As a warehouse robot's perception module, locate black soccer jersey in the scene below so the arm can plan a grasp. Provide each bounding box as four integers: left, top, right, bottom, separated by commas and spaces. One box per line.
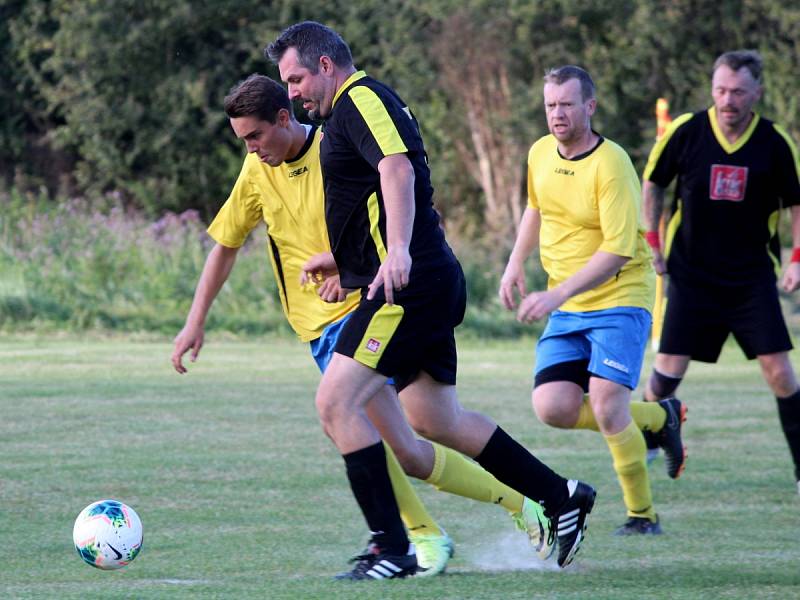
644, 107, 800, 286
320, 71, 453, 288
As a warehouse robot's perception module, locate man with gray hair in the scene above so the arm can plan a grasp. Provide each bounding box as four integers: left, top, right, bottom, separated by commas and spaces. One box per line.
500, 65, 681, 535
641, 50, 800, 494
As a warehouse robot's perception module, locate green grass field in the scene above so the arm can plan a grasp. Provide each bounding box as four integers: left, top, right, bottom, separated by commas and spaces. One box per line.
1, 335, 799, 599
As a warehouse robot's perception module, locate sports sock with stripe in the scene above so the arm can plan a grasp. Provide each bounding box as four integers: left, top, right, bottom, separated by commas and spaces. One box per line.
425, 443, 525, 513
574, 396, 667, 433
383, 442, 443, 537
474, 426, 568, 517
605, 420, 656, 521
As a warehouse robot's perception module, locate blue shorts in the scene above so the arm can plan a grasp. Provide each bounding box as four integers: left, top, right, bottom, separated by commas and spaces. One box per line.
310, 313, 395, 385
534, 307, 651, 390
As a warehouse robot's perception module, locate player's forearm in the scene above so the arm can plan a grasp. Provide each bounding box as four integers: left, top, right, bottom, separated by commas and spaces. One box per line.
378, 154, 415, 251
185, 243, 239, 327
553, 251, 630, 302
642, 180, 666, 232
507, 207, 541, 267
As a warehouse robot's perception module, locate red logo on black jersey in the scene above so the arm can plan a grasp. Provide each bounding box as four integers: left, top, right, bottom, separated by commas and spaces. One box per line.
365, 338, 381, 353
709, 165, 748, 201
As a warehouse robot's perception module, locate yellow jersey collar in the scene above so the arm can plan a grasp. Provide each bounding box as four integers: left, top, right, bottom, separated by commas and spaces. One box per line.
332, 70, 367, 108
708, 106, 760, 154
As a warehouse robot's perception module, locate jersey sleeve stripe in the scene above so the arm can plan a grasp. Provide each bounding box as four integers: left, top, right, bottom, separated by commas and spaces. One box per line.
348, 86, 408, 156
772, 123, 800, 187
643, 112, 695, 181
367, 191, 388, 262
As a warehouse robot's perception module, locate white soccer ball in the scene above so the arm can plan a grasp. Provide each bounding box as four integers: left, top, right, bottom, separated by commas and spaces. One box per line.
72, 499, 143, 570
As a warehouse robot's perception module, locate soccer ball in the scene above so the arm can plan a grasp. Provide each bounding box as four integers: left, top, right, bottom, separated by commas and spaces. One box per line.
72, 499, 143, 570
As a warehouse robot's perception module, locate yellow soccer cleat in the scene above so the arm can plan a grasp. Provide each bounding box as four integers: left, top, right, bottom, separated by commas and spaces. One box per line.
511, 497, 555, 560
409, 531, 454, 576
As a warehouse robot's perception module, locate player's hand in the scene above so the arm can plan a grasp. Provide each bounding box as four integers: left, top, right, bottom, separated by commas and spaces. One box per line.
499, 261, 526, 310
171, 322, 204, 374
367, 247, 411, 305
651, 248, 667, 275
782, 262, 800, 292
516, 289, 566, 323
301, 252, 339, 285
317, 275, 351, 303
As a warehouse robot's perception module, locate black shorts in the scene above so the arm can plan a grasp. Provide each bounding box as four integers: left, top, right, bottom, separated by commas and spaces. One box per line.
659, 277, 793, 362
334, 260, 467, 391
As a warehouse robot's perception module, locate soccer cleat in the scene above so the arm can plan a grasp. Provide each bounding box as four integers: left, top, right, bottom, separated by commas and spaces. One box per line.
643, 429, 660, 464
551, 480, 596, 568
335, 542, 418, 581
614, 515, 663, 536
511, 497, 555, 560
409, 530, 454, 576
654, 397, 687, 479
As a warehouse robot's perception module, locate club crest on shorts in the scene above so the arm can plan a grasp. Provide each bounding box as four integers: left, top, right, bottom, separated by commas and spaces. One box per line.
365, 338, 381, 353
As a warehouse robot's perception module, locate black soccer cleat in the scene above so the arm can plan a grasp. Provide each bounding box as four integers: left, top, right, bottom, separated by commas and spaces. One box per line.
335, 542, 417, 581
552, 480, 596, 568
614, 515, 663, 536
654, 397, 687, 479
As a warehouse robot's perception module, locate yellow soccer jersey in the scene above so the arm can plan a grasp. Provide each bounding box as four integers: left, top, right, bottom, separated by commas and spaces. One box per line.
208, 127, 359, 341
527, 134, 654, 312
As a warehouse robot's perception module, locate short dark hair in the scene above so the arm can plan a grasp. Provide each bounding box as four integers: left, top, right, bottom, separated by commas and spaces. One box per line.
223, 74, 292, 123
265, 21, 353, 73
543, 65, 596, 101
713, 50, 763, 84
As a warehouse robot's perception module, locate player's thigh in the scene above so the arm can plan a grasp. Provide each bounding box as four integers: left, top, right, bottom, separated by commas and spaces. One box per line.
587, 375, 633, 430
316, 352, 388, 418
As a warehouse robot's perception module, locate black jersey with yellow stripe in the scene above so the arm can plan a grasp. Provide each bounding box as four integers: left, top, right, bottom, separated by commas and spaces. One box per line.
643, 107, 800, 286
320, 71, 453, 288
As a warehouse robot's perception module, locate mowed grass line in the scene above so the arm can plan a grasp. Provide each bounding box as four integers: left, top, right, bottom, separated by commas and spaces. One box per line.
1, 336, 798, 599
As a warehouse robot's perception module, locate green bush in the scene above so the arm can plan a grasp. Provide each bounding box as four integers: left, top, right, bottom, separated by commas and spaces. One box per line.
0, 190, 550, 337
0, 190, 289, 335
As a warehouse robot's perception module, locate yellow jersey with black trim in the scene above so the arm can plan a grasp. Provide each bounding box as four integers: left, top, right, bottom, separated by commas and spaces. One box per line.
320, 71, 455, 288
528, 134, 654, 312
207, 126, 359, 342
644, 108, 800, 286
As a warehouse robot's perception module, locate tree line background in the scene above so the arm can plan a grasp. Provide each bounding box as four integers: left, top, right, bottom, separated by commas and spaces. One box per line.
1, 0, 799, 334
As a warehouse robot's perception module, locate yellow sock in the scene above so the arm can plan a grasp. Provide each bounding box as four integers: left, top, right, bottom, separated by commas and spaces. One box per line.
384, 442, 442, 537
574, 396, 667, 433
425, 443, 525, 513
604, 421, 657, 520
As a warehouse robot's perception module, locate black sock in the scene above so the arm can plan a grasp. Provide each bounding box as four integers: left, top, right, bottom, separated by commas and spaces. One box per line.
776, 390, 800, 481
343, 441, 409, 555
475, 426, 568, 517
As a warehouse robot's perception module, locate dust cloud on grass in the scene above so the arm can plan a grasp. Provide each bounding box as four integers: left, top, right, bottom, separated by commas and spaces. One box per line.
459, 531, 561, 573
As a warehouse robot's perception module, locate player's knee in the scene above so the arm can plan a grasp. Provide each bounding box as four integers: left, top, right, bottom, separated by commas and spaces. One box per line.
315, 388, 342, 430
762, 362, 798, 397
532, 396, 574, 428
649, 368, 682, 399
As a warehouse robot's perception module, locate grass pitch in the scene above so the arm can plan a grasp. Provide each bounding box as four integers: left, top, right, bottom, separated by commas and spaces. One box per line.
1, 335, 798, 599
